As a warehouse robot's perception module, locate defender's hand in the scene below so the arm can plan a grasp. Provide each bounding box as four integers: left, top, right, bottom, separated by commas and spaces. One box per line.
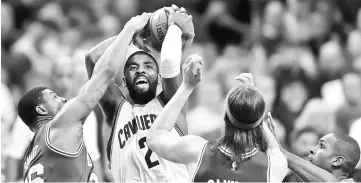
125, 12, 152, 33
182, 54, 203, 89
164, 4, 187, 14
235, 73, 255, 86
264, 112, 276, 138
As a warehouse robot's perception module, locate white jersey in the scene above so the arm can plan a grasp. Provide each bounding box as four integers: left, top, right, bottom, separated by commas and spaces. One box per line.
107, 95, 188, 182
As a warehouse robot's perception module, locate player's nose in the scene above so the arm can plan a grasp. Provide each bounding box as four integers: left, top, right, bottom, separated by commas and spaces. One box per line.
136, 67, 146, 74
61, 97, 67, 103
309, 148, 315, 155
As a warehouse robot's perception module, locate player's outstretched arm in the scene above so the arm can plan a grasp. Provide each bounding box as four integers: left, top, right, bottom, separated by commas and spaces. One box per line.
160, 8, 193, 102
281, 148, 339, 182
147, 55, 205, 166
263, 111, 337, 182
47, 13, 152, 154
85, 36, 123, 124
56, 13, 152, 125
85, 13, 152, 123
158, 10, 194, 136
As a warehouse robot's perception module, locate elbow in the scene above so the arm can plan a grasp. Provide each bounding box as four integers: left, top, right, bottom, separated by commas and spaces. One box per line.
85, 53, 94, 78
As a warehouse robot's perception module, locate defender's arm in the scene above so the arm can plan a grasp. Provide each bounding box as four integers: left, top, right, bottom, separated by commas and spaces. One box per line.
147, 84, 206, 165
47, 14, 151, 154
148, 56, 203, 165
281, 148, 339, 182
85, 36, 125, 124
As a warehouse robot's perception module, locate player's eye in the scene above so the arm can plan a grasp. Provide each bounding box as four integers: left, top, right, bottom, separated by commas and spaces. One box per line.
320, 143, 325, 149
145, 65, 152, 69
129, 66, 137, 71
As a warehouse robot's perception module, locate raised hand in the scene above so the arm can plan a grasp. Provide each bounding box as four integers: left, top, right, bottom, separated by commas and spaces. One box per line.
265, 112, 276, 138
235, 73, 255, 86
182, 54, 203, 88
125, 12, 152, 33
164, 4, 194, 51
167, 10, 192, 30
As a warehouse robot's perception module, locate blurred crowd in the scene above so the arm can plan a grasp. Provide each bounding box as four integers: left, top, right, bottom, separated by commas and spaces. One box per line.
1, 0, 361, 182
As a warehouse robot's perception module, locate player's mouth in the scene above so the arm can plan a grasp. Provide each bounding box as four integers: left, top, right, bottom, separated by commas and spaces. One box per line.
134, 76, 149, 88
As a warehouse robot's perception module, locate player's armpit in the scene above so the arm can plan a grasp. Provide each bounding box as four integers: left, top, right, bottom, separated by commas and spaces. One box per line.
98, 83, 125, 125
147, 130, 206, 165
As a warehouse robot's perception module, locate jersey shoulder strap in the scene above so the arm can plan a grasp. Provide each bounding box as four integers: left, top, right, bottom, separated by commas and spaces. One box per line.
107, 98, 127, 166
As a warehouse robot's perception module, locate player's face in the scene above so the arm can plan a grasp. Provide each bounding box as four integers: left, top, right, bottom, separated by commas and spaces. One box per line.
124, 54, 158, 96
308, 134, 338, 172
41, 89, 67, 116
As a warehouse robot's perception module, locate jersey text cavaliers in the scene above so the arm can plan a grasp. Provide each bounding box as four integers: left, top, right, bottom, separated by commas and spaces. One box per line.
118, 114, 157, 149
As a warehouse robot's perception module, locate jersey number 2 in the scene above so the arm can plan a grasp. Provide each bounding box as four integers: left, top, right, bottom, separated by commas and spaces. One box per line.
138, 137, 160, 169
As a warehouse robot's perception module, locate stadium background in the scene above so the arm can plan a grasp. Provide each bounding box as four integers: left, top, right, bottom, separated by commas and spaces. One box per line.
1, 0, 361, 182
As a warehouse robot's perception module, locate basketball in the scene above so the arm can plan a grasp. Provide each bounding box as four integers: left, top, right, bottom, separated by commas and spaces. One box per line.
144, 8, 193, 52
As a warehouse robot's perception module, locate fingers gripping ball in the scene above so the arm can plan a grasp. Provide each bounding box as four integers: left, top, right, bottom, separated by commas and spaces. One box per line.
144, 8, 194, 52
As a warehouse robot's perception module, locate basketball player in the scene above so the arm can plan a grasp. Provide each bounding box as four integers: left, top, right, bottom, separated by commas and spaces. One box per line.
85, 6, 194, 182
147, 73, 288, 182
18, 13, 152, 182
279, 130, 360, 182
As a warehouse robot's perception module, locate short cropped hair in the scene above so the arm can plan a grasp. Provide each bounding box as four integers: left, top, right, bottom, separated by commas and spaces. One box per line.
18, 87, 47, 128
123, 51, 159, 75
333, 134, 361, 173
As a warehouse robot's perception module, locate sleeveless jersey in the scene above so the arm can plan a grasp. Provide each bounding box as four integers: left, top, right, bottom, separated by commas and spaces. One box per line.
193, 142, 287, 183
107, 95, 188, 182
23, 122, 97, 182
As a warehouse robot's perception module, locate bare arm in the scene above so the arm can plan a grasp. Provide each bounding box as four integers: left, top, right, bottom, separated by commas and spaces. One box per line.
281, 148, 339, 182
48, 13, 152, 154
147, 55, 204, 165
85, 36, 124, 124
53, 23, 137, 125
159, 11, 194, 135
160, 25, 183, 103
147, 84, 206, 165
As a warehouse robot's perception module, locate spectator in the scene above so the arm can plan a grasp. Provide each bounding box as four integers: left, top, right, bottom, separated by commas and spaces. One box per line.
294, 98, 336, 135
203, 0, 251, 54
335, 72, 361, 134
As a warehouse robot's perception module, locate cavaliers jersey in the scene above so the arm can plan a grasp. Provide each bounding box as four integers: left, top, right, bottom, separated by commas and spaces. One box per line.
193, 142, 288, 182
107, 94, 188, 182
23, 122, 97, 182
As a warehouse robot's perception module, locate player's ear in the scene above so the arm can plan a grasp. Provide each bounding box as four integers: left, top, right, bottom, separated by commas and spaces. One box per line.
122, 76, 127, 87
331, 156, 345, 167
36, 105, 48, 115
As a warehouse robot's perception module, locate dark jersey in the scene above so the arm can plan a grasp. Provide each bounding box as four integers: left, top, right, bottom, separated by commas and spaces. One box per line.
193, 142, 287, 182
23, 122, 97, 182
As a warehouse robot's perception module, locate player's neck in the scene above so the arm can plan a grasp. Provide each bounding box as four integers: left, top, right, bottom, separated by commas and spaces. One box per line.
129, 94, 155, 105
33, 115, 53, 132
331, 169, 349, 181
